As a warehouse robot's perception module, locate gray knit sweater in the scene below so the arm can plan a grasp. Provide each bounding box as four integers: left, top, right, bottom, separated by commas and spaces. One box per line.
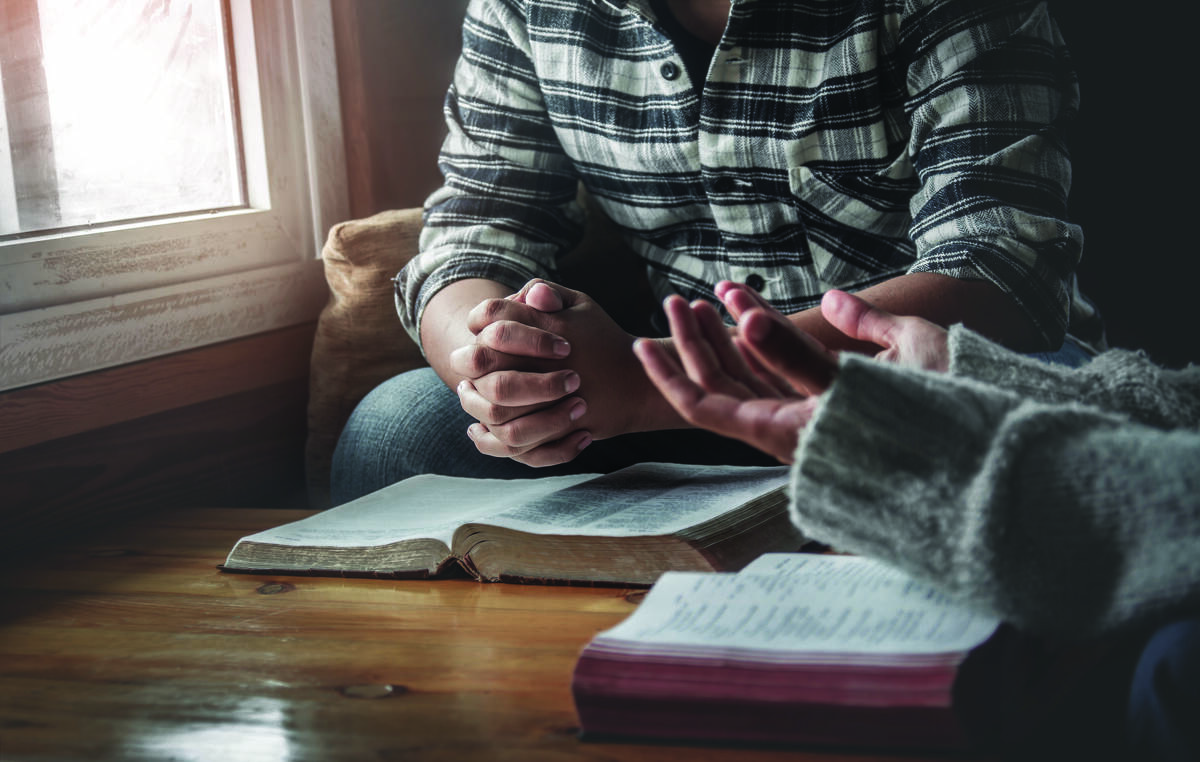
789, 326, 1200, 637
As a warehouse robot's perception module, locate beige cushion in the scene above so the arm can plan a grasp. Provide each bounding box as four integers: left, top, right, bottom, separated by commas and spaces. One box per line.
306, 208, 427, 508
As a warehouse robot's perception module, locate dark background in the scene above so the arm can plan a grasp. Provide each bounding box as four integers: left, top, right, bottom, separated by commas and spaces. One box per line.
1051, 4, 1197, 368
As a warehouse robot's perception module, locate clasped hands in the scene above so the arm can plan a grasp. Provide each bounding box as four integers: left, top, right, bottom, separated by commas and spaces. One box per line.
450, 279, 653, 466
452, 277, 949, 467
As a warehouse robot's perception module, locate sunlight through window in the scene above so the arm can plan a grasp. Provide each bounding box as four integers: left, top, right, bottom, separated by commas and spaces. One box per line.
0, 0, 243, 236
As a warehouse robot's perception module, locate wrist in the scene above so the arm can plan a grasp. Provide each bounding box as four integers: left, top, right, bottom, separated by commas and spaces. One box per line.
419, 278, 513, 389
625, 337, 691, 433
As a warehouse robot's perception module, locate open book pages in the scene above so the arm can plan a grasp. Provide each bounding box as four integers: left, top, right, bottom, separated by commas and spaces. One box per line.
222, 463, 802, 584
572, 554, 1003, 749
590, 553, 1000, 666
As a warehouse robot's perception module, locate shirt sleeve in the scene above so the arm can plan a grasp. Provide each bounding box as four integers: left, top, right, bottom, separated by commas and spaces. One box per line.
394, 0, 584, 349
898, 0, 1083, 348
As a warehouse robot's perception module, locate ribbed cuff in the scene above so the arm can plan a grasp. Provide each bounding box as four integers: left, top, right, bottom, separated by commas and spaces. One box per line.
947, 325, 1089, 406
788, 354, 1021, 582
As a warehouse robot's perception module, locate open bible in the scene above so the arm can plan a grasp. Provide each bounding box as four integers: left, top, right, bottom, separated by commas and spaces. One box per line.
221, 463, 805, 585
572, 553, 1004, 750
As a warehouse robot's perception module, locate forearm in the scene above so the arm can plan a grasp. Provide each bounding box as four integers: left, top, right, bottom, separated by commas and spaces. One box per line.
950, 326, 1200, 428
787, 272, 1045, 354
790, 354, 1200, 636
419, 278, 514, 390
621, 337, 691, 433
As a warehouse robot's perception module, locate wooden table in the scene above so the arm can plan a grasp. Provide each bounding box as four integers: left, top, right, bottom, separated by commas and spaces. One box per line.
0, 508, 969, 761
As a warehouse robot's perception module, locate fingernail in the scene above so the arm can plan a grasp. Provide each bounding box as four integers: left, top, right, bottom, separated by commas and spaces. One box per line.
553, 339, 570, 357
569, 399, 587, 421
564, 372, 581, 394
457, 380, 470, 395
576, 433, 592, 451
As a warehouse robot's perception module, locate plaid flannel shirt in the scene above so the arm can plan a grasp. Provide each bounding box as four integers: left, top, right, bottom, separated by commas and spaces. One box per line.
397, 0, 1095, 350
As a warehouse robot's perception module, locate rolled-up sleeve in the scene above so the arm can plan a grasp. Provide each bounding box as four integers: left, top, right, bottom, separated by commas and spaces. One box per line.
395, 0, 583, 349
900, 0, 1083, 348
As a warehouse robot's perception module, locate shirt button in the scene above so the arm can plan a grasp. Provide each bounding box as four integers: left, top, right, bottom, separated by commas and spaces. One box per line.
745, 273, 766, 292
660, 60, 681, 80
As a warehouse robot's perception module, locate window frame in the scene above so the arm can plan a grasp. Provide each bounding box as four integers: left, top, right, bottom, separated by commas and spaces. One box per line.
0, 0, 347, 392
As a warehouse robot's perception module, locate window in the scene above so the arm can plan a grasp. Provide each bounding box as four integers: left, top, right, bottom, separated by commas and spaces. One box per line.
1, 0, 244, 235
0, 0, 347, 391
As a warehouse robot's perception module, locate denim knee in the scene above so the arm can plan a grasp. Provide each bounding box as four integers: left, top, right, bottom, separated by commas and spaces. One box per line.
330, 367, 470, 504
329, 366, 579, 503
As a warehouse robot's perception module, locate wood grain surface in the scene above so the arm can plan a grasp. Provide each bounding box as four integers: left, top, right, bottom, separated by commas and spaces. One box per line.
0, 508, 974, 761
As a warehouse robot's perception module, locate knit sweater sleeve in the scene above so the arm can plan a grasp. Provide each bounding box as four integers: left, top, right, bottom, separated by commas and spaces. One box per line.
947, 325, 1200, 429
788, 354, 1200, 637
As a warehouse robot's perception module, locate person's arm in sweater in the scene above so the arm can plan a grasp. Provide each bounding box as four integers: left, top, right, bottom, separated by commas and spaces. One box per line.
947, 327, 1200, 430
791, 353, 1200, 637
635, 285, 1200, 637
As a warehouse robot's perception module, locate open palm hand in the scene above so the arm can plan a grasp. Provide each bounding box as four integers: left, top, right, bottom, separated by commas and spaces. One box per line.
634, 284, 951, 463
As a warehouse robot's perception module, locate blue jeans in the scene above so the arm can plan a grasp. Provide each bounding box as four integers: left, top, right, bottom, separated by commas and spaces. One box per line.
975, 619, 1200, 760
330, 366, 775, 505
1025, 336, 1095, 368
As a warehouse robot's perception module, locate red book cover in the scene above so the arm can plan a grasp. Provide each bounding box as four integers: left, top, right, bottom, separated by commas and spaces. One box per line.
572, 553, 1003, 751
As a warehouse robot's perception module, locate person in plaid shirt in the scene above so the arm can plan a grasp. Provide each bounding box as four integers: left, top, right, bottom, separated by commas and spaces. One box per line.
332, 0, 1101, 500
